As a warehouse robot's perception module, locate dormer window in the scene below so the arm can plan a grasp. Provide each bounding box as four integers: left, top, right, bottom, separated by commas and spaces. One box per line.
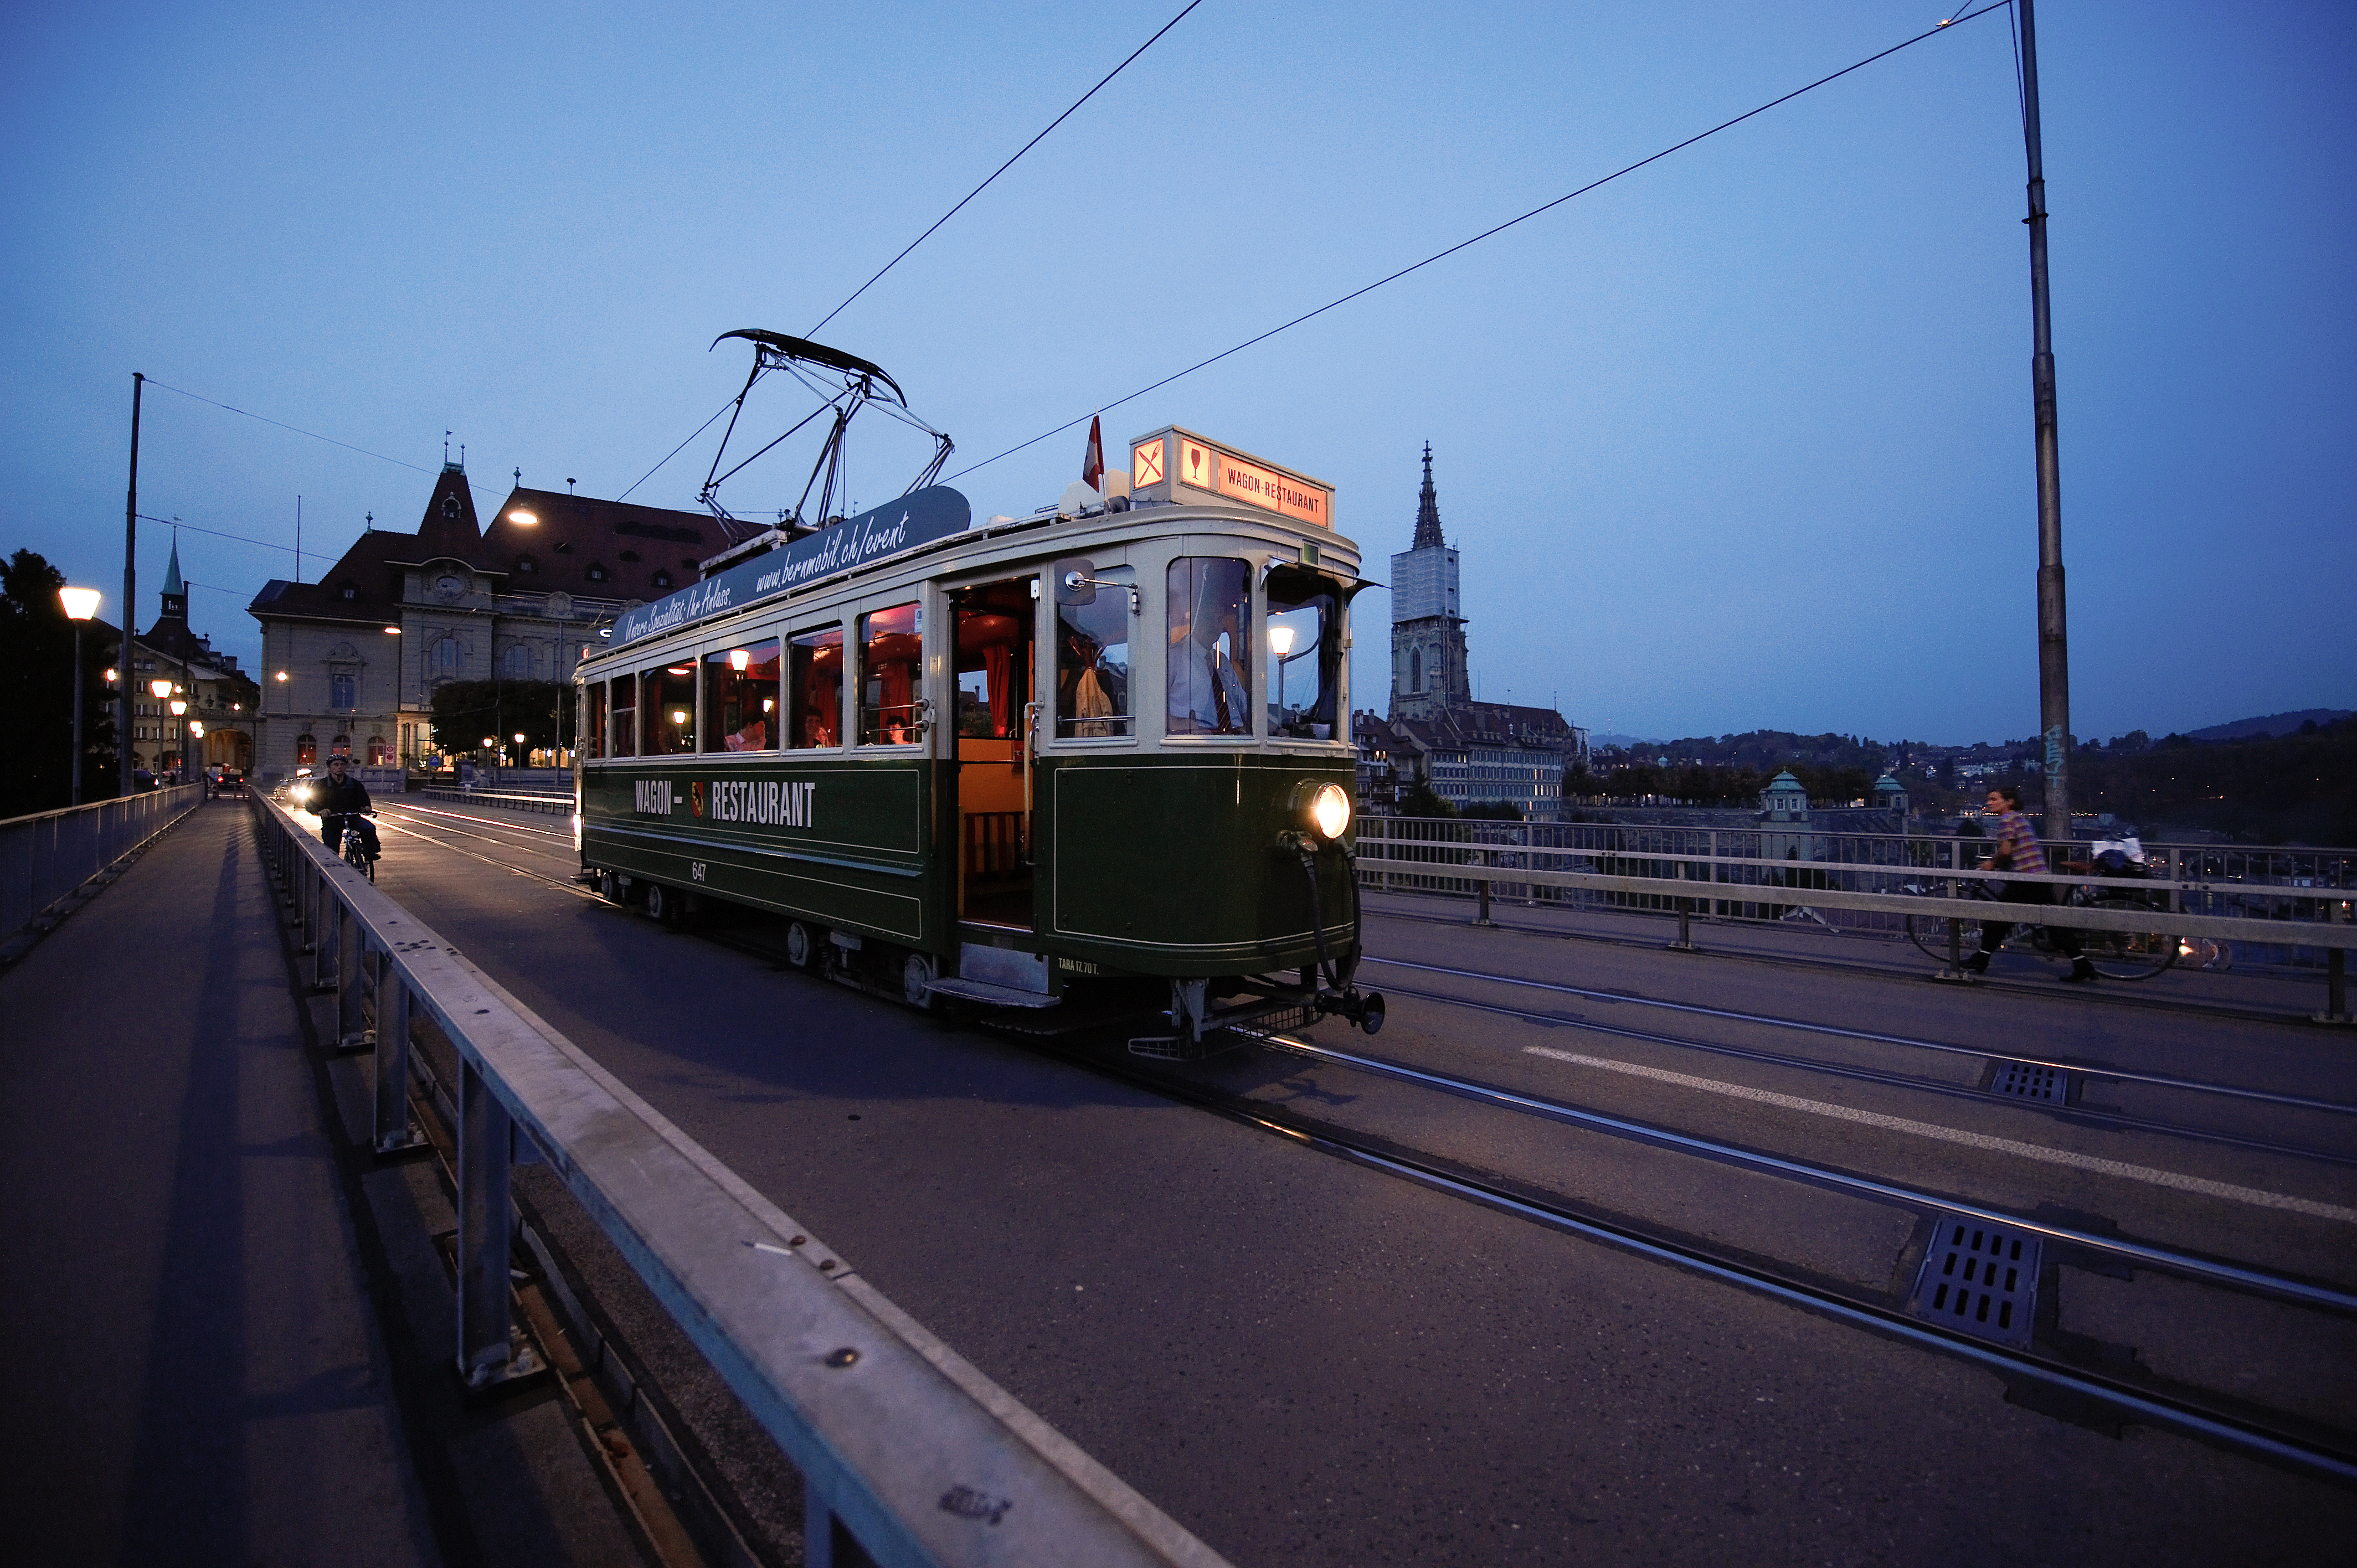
651, 570, 673, 589
585, 564, 608, 582
441, 496, 460, 518
339, 583, 357, 601
516, 555, 537, 574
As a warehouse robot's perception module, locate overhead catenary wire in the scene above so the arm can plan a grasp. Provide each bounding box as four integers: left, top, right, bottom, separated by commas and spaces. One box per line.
142, 378, 436, 474
805, 0, 1207, 339
948, 1, 2011, 483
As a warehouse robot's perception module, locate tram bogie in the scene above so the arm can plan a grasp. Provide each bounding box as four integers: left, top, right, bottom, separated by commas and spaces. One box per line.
572, 430, 1379, 1045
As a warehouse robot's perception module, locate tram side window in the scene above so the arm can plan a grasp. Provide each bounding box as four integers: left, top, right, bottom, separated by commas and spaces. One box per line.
644, 662, 697, 754
789, 625, 842, 748
1057, 567, 1131, 737
1264, 569, 1340, 740
609, 674, 638, 759
1166, 558, 1252, 737
859, 603, 922, 745
702, 639, 781, 752
585, 682, 608, 760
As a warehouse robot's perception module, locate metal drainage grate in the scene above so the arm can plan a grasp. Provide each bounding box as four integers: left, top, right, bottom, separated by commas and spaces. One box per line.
1905, 1215, 2041, 1348
1988, 1059, 2070, 1104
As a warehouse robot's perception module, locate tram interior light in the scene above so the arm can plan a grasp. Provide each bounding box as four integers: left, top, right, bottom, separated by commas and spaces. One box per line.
728, 648, 750, 672
670, 710, 688, 725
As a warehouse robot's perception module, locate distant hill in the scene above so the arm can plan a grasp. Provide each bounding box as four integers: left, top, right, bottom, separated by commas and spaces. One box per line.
2183, 709, 2351, 742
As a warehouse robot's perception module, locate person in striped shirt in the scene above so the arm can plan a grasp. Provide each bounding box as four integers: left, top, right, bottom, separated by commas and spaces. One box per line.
1966, 783, 2094, 982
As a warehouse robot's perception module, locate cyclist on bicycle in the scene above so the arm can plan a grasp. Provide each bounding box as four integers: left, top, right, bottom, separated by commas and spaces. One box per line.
313, 754, 380, 862
1965, 783, 2093, 983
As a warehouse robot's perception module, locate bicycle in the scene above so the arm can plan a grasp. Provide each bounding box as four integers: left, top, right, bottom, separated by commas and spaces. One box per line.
325, 811, 377, 883
1903, 838, 2178, 981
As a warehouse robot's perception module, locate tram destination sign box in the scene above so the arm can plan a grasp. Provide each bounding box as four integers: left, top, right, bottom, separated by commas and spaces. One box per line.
1129, 426, 1334, 528
610, 486, 971, 648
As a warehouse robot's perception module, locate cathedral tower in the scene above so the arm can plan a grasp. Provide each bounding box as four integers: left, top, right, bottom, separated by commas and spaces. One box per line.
1388, 444, 1470, 721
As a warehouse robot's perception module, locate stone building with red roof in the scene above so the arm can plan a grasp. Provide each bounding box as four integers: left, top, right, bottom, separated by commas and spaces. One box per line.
246, 458, 752, 781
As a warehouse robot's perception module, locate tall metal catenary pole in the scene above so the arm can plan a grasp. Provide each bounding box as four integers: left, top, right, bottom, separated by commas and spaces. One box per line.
120, 373, 143, 800
2020, 0, 2071, 839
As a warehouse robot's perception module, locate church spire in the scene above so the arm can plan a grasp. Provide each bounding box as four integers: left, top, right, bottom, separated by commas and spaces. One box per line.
161, 540, 184, 599
1412, 441, 1444, 549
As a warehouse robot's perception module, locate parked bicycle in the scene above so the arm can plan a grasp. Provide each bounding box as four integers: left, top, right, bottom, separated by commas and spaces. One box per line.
1904, 837, 2178, 980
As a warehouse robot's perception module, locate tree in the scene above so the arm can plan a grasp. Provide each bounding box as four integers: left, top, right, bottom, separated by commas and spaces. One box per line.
1398, 780, 1457, 819
429, 678, 565, 757
1, 548, 119, 817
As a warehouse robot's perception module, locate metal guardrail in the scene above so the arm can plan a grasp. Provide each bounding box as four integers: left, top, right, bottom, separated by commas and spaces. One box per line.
1, 785, 205, 941
249, 793, 1224, 1568
1354, 819, 2356, 1022
416, 787, 574, 815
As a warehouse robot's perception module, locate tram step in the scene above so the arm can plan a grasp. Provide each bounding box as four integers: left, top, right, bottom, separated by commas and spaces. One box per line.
926, 977, 1063, 1009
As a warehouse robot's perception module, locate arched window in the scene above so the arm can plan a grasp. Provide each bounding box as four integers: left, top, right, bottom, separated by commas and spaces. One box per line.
296, 733, 317, 765
366, 735, 389, 765
432, 637, 462, 678
501, 644, 534, 678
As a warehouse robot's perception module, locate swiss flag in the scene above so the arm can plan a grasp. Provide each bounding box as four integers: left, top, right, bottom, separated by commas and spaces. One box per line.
1081, 414, 1104, 491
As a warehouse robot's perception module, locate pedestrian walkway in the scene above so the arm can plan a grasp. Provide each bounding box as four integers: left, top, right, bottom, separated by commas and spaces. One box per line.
0, 800, 642, 1565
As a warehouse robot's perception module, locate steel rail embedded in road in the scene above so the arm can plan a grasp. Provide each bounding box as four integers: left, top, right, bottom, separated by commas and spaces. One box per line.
1207, 1081, 2357, 1488
1363, 957, 2357, 1116
1250, 1029, 2357, 1314
1366, 978, 2357, 1170
249, 791, 1231, 1568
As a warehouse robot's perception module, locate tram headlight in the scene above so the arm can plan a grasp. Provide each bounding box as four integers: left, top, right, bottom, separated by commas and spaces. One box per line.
1297, 781, 1351, 843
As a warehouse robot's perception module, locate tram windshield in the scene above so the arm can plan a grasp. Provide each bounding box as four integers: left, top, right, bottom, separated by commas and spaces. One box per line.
859, 603, 922, 745
703, 639, 780, 752
789, 625, 842, 749
609, 673, 637, 759
1056, 567, 1131, 738
1264, 568, 1340, 740
646, 664, 696, 754
1166, 558, 1251, 737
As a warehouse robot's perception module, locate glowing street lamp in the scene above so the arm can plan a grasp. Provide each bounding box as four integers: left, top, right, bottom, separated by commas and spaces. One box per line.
59, 587, 100, 804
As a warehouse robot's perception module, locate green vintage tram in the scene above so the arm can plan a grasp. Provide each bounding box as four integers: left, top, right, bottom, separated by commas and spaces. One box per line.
572, 423, 1381, 1048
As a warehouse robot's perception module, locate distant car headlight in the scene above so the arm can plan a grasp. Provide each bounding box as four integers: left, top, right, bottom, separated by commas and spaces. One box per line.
1309, 782, 1351, 842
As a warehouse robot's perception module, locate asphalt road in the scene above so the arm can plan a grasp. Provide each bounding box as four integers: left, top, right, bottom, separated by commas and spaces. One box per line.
362, 800, 2357, 1565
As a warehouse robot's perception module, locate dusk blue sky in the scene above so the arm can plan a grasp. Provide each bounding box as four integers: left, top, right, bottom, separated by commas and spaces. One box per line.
5, 2, 2349, 745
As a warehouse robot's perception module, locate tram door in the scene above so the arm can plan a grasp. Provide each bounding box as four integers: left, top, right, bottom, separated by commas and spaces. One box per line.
950, 579, 1036, 928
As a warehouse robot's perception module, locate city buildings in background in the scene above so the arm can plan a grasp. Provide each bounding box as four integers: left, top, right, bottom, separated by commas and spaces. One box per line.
128, 543, 262, 777
1354, 446, 1588, 819
245, 458, 754, 782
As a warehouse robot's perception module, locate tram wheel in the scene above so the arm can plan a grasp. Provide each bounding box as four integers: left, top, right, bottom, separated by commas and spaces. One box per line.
644, 882, 677, 926
785, 921, 815, 969
902, 953, 936, 1009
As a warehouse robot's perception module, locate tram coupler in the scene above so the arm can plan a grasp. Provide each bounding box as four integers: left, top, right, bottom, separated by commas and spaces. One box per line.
1313, 985, 1386, 1036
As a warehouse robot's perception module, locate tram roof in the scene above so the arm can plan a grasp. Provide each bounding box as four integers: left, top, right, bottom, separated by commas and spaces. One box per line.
575, 488, 1362, 672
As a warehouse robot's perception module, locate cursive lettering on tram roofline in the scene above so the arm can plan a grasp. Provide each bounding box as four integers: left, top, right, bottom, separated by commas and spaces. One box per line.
611, 487, 968, 649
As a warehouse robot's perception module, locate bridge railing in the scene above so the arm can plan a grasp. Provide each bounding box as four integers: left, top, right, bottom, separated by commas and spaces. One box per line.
0, 785, 205, 942
1353, 815, 2356, 1020
415, 786, 574, 815
249, 792, 1226, 1568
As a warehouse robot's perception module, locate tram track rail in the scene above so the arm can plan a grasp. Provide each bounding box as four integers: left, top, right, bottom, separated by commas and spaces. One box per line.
1097, 1048, 2357, 1487
1366, 978, 2357, 1171
1363, 956, 2357, 1118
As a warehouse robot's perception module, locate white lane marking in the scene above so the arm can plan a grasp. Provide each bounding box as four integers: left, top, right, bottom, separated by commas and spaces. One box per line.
1522, 1045, 2357, 1225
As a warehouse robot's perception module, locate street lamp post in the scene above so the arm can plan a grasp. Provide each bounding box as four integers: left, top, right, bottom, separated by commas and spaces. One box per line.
148, 678, 173, 785
170, 694, 188, 786
59, 587, 101, 805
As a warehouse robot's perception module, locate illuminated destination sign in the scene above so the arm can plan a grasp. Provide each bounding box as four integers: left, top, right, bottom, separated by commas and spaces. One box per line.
1129, 426, 1333, 528
609, 486, 969, 648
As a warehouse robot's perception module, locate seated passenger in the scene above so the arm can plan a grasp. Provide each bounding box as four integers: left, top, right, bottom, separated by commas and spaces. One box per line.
724, 717, 767, 751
